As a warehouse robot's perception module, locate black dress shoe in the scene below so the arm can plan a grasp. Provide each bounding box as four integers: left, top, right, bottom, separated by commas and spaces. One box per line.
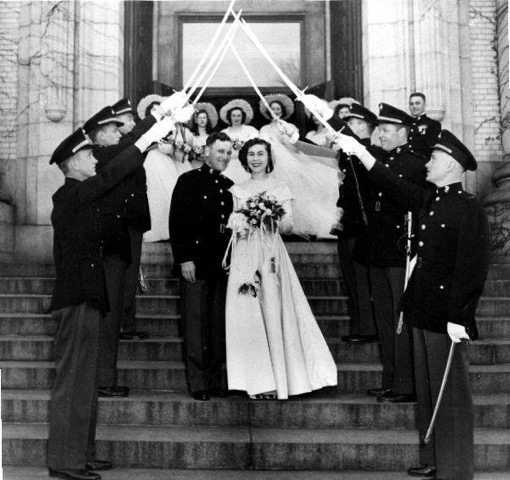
48, 467, 101, 480
209, 388, 227, 398
192, 390, 210, 401
378, 392, 417, 403
120, 330, 149, 340
367, 387, 392, 397
407, 464, 436, 477
85, 460, 112, 471
341, 334, 379, 344
98, 386, 129, 398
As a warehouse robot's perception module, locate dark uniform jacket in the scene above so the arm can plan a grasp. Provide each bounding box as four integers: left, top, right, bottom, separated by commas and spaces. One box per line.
337, 137, 376, 238
368, 162, 490, 338
353, 144, 428, 267
50, 145, 145, 314
92, 115, 157, 260
169, 164, 234, 279
408, 114, 441, 158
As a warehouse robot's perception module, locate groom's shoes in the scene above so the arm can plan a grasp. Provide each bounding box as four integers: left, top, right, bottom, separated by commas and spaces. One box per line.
192, 390, 210, 401
407, 464, 436, 477
209, 388, 227, 398
85, 460, 112, 471
48, 468, 101, 480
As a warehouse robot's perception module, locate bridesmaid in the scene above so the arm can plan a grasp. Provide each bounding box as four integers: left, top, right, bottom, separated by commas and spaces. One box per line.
189, 102, 218, 169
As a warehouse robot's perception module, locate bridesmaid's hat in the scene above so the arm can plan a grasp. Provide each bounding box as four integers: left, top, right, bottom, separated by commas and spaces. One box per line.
137, 94, 164, 120
194, 102, 219, 128
220, 99, 254, 125
260, 94, 295, 120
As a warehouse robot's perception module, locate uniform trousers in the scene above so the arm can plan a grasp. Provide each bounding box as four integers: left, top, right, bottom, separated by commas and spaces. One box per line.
98, 254, 126, 386
369, 266, 414, 394
337, 236, 376, 336
122, 226, 143, 333
47, 302, 101, 470
413, 328, 474, 480
180, 276, 227, 393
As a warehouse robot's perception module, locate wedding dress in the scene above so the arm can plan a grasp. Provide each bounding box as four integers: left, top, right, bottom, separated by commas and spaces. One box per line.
260, 120, 342, 238
225, 177, 338, 399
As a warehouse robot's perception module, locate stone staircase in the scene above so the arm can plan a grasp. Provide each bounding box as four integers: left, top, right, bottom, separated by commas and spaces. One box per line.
1, 241, 510, 479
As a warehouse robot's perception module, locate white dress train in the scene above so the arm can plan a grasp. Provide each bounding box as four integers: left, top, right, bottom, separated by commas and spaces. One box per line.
225, 178, 338, 399
143, 148, 192, 242
260, 121, 341, 239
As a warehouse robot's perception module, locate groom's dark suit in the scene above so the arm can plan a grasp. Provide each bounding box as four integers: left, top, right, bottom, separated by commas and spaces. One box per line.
170, 163, 234, 394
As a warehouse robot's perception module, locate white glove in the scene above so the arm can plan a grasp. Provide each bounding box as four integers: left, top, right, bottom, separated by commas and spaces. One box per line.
277, 120, 299, 144
447, 322, 470, 343
300, 94, 333, 121
137, 116, 176, 150
333, 133, 367, 157
160, 91, 188, 115
173, 105, 195, 124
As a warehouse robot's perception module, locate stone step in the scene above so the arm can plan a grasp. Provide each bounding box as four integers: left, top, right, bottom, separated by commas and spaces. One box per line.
1, 293, 510, 317
3, 390, 510, 430
1, 312, 510, 342
0, 259, 341, 278
2, 334, 510, 365
4, 468, 510, 480
1, 360, 509, 394
0, 294, 349, 316
3, 423, 509, 470
1, 260, 508, 280
0, 277, 343, 297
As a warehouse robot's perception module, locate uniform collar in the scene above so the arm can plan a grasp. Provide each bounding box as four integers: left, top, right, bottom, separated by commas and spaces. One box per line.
389, 143, 409, 156
436, 182, 463, 197
199, 164, 223, 177
413, 114, 426, 122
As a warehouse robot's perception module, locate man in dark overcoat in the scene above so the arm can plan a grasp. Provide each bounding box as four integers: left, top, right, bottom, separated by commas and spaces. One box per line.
335, 129, 490, 480
169, 132, 234, 401
353, 103, 429, 403
47, 117, 174, 480
336, 103, 378, 344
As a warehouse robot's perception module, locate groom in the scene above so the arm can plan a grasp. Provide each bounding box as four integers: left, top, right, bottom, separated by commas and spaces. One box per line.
169, 132, 234, 401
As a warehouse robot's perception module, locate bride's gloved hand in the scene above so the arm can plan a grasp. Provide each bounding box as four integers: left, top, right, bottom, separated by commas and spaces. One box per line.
278, 218, 293, 235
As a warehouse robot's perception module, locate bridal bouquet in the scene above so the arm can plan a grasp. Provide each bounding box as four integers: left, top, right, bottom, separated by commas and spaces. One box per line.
228, 191, 286, 237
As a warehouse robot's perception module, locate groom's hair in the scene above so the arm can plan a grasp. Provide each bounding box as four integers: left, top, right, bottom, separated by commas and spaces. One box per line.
206, 131, 232, 148
239, 138, 274, 173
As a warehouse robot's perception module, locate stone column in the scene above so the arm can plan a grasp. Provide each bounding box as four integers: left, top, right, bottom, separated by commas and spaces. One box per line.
482, 0, 510, 262
7, 0, 123, 261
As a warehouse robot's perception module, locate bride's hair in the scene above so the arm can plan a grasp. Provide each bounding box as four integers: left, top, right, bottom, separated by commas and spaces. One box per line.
239, 138, 274, 173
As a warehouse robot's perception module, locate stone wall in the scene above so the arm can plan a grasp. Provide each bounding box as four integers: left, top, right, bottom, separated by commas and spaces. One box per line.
0, 1, 20, 178
469, 0, 503, 196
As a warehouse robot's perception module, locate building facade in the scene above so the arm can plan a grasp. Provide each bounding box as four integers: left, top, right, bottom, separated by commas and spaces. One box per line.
0, 0, 508, 261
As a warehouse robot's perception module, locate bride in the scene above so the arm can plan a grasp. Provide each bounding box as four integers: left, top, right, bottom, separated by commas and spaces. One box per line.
259, 94, 341, 239
224, 138, 338, 400
220, 98, 259, 184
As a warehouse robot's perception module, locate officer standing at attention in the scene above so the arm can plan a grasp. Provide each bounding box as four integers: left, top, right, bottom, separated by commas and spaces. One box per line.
111, 97, 152, 342
335, 129, 489, 480
353, 103, 429, 404
170, 132, 234, 401
336, 103, 378, 345
47, 116, 175, 480
82, 107, 134, 398
408, 92, 441, 158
